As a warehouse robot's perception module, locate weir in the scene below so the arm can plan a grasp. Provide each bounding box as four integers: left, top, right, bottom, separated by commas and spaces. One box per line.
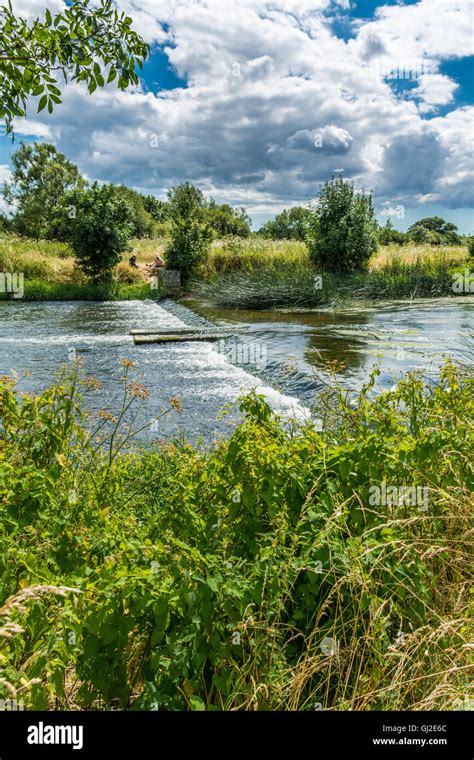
130, 299, 237, 344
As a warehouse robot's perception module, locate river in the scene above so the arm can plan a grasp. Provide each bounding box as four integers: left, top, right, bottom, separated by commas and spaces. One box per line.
0, 297, 472, 441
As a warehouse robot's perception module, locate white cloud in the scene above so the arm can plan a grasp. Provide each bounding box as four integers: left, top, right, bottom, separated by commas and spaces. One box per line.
8, 0, 474, 217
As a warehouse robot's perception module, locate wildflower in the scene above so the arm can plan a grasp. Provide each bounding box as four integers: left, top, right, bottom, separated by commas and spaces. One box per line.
121, 359, 135, 369
84, 377, 102, 391
168, 396, 183, 413
98, 410, 117, 424
126, 382, 149, 399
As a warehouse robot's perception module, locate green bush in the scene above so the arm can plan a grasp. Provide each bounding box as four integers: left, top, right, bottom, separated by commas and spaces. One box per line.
0, 361, 471, 710
69, 184, 134, 283
307, 177, 378, 273
165, 218, 213, 287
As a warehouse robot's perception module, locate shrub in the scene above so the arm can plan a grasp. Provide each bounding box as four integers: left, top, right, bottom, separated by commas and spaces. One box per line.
165, 217, 213, 287
307, 177, 378, 273
69, 184, 134, 283
467, 236, 474, 258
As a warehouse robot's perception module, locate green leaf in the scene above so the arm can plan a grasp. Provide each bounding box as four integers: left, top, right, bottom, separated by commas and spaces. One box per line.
37, 95, 48, 113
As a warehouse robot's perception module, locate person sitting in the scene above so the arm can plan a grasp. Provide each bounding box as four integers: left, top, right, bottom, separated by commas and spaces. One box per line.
129, 255, 138, 268
153, 253, 165, 269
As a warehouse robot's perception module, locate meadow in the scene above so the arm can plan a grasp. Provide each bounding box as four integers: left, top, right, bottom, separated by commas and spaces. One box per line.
0, 232, 469, 307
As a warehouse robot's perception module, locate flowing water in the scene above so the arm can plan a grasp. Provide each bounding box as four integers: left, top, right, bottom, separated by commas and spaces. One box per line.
0, 297, 472, 441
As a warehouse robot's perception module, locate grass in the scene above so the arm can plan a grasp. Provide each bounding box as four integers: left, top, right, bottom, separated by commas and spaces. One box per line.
194, 241, 470, 309
0, 232, 470, 307
0, 360, 472, 710
0, 234, 167, 300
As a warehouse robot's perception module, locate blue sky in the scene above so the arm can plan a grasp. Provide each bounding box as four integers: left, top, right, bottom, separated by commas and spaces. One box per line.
1, 0, 473, 231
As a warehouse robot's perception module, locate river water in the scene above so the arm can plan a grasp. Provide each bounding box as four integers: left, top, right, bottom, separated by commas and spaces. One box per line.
0, 297, 472, 442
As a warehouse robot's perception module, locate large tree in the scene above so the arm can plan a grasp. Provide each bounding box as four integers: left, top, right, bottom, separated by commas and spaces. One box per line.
407, 217, 460, 245
0, 0, 148, 136
3, 141, 85, 240
69, 183, 135, 282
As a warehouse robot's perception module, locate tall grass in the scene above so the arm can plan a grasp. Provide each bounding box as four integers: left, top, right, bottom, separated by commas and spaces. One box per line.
194, 252, 463, 309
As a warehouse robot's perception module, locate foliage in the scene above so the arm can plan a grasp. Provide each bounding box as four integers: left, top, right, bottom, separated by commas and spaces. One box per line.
307, 178, 379, 273
195, 255, 464, 309
258, 207, 311, 241
0, 361, 471, 710
0, 0, 148, 136
466, 236, 474, 258
202, 205, 251, 238
114, 186, 155, 239
142, 195, 171, 224
68, 183, 135, 283
407, 217, 461, 246
167, 183, 205, 220
378, 219, 408, 246
2, 143, 85, 240
165, 217, 213, 287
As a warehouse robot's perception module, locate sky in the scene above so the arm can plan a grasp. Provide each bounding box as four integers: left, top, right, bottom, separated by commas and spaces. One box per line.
1, 0, 473, 231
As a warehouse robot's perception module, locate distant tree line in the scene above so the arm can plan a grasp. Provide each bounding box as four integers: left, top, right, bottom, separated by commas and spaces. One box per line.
257, 204, 466, 248
1, 142, 253, 243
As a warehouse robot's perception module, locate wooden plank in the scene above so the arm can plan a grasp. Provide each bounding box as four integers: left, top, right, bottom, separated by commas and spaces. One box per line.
133, 332, 232, 344
130, 327, 234, 336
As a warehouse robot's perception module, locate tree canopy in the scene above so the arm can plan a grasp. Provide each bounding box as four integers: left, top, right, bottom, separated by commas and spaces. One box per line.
3, 141, 85, 240
307, 177, 378, 273
258, 207, 311, 241
407, 217, 460, 245
0, 0, 148, 136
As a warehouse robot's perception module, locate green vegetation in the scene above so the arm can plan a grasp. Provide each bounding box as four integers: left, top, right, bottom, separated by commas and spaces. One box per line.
3, 143, 85, 241
68, 183, 136, 283
0, 360, 471, 710
195, 242, 469, 309
0, 0, 148, 137
407, 217, 461, 246
258, 207, 311, 241
307, 177, 379, 274
165, 184, 214, 286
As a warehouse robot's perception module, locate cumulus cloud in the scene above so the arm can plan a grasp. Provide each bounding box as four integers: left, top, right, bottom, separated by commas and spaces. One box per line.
8, 0, 474, 216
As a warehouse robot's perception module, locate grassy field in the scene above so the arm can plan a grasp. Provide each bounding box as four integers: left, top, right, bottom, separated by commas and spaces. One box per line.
0, 360, 472, 710
0, 232, 470, 306
0, 234, 166, 301
194, 239, 470, 308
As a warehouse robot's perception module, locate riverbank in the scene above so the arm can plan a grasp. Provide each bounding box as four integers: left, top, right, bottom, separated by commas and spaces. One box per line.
0, 233, 469, 306
1, 360, 471, 710
192, 241, 470, 309
0, 234, 165, 301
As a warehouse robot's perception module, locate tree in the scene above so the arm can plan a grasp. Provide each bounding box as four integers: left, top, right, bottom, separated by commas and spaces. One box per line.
378, 218, 407, 245
115, 186, 155, 238
202, 203, 251, 238
69, 183, 134, 282
0, 0, 148, 136
259, 207, 311, 240
167, 183, 205, 220
307, 177, 378, 273
142, 195, 170, 223
165, 189, 213, 285
407, 217, 460, 245
3, 142, 85, 240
